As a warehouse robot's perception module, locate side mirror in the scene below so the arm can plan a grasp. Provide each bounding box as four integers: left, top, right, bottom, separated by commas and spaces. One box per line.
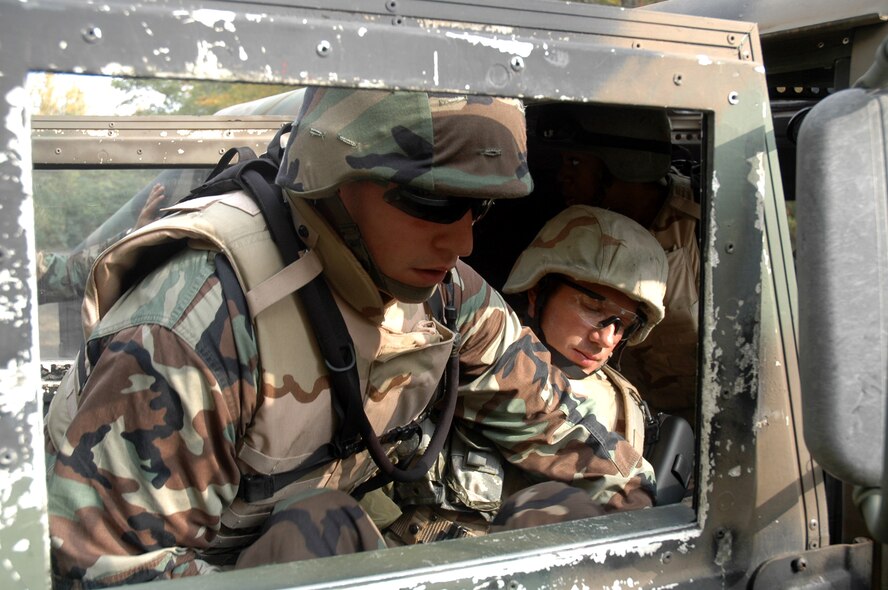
796, 35, 888, 540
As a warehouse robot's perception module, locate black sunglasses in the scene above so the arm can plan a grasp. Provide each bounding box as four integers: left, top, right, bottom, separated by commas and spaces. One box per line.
383, 185, 493, 225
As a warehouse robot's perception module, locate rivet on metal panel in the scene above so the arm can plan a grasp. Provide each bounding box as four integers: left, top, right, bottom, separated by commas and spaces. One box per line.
727, 34, 737, 44
82, 26, 103, 44
809, 518, 818, 530
817, 41, 825, 49
633, 41, 643, 49
842, 37, 850, 45
725, 242, 735, 254
660, 551, 673, 564
728, 91, 739, 105
673, 73, 683, 86
791, 557, 808, 573
715, 527, 727, 540
510, 56, 525, 72
0, 447, 19, 469
316, 40, 332, 57
386, 0, 398, 12
392, 16, 404, 25
55, 148, 61, 155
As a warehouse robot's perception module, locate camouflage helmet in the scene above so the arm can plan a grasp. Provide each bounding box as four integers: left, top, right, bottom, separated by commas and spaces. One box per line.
277, 86, 533, 199
503, 205, 667, 345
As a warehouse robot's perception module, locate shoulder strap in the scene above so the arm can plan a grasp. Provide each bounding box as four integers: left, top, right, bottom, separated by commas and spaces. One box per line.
191, 128, 459, 502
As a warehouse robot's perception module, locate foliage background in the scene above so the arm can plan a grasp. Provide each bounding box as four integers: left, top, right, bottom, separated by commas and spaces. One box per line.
30, 0, 663, 251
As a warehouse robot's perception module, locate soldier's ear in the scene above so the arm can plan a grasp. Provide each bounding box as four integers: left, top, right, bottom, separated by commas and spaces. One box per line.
526, 288, 538, 318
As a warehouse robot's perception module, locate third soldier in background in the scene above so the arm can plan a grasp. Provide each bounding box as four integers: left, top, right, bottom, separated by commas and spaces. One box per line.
537, 103, 701, 426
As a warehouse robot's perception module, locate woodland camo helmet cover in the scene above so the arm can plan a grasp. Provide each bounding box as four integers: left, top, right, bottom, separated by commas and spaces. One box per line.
276, 86, 533, 303
277, 86, 533, 200
503, 205, 667, 345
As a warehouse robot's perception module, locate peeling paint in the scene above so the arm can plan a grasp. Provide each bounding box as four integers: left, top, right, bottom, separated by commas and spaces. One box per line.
173, 8, 237, 33
191, 40, 236, 80
418, 19, 516, 35
99, 63, 137, 77
728, 465, 741, 477
697, 55, 713, 66
1, 78, 49, 586
444, 31, 533, 58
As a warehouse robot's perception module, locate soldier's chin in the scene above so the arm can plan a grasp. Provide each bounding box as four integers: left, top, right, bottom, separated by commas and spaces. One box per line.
380, 274, 438, 304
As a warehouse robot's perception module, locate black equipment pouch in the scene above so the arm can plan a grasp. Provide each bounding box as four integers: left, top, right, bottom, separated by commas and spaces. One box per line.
643, 413, 695, 506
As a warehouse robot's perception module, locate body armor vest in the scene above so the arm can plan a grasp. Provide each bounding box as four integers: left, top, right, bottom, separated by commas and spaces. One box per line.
52, 192, 454, 559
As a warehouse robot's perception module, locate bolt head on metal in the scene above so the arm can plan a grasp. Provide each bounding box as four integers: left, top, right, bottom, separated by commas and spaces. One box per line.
510, 56, 525, 72
82, 26, 103, 43
316, 40, 332, 57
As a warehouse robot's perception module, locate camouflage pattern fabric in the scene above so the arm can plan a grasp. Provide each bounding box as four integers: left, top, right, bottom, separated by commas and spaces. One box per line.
617, 172, 700, 425
46, 245, 653, 586
278, 87, 533, 200
234, 489, 385, 569
37, 238, 120, 304
490, 481, 612, 532
45, 87, 649, 587
502, 205, 668, 345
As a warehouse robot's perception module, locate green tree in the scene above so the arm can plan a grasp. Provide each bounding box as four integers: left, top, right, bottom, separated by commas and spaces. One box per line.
33, 169, 158, 251
111, 78, 295, 115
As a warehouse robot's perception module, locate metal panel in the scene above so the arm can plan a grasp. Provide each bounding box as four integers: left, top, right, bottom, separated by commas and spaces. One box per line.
0, 0, 813, 588
31, 115, 294, 167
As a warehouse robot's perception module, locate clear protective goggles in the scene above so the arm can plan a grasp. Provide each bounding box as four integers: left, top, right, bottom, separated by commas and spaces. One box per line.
556, 277, 643, 340
383, 185, 493, 225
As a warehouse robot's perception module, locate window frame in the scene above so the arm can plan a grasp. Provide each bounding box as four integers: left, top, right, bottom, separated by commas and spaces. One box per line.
0, 1, 815, 588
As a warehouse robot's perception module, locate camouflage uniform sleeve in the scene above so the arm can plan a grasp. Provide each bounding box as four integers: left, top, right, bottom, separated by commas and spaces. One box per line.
451, 261, 655, 511
37, 232, 126, 304
46, 250, 258, 587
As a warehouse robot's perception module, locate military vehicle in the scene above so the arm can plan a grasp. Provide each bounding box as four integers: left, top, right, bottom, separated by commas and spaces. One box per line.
2, 0, 887, 588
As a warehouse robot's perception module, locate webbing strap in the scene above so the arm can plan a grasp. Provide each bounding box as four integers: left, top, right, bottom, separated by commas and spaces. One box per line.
193, 129, 459, 502
245, 250, 323, 317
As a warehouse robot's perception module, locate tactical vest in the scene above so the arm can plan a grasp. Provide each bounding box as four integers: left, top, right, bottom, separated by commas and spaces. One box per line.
386, 362, 648, 545
584, 365, 649, 457
397, 363, 646, 519
50, 192, 454, 559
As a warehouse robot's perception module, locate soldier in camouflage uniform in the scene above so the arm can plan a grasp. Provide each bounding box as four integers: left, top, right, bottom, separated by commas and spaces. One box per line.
540, 104, 700, 425
386, 206, 668, 541
45, 87, 654, 588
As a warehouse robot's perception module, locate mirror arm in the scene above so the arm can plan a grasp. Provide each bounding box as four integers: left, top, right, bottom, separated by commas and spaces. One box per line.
853, 34, 888, 90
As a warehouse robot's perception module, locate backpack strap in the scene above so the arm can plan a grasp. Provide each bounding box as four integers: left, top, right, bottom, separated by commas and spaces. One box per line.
189, 128, 460, 502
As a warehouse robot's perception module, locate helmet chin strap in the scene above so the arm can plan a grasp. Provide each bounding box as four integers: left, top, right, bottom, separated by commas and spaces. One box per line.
316, 196, 437, 304
528, 285, 590, 380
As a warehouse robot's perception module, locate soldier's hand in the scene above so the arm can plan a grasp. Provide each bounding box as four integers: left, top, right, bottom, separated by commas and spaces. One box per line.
136, 183, 166, 229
